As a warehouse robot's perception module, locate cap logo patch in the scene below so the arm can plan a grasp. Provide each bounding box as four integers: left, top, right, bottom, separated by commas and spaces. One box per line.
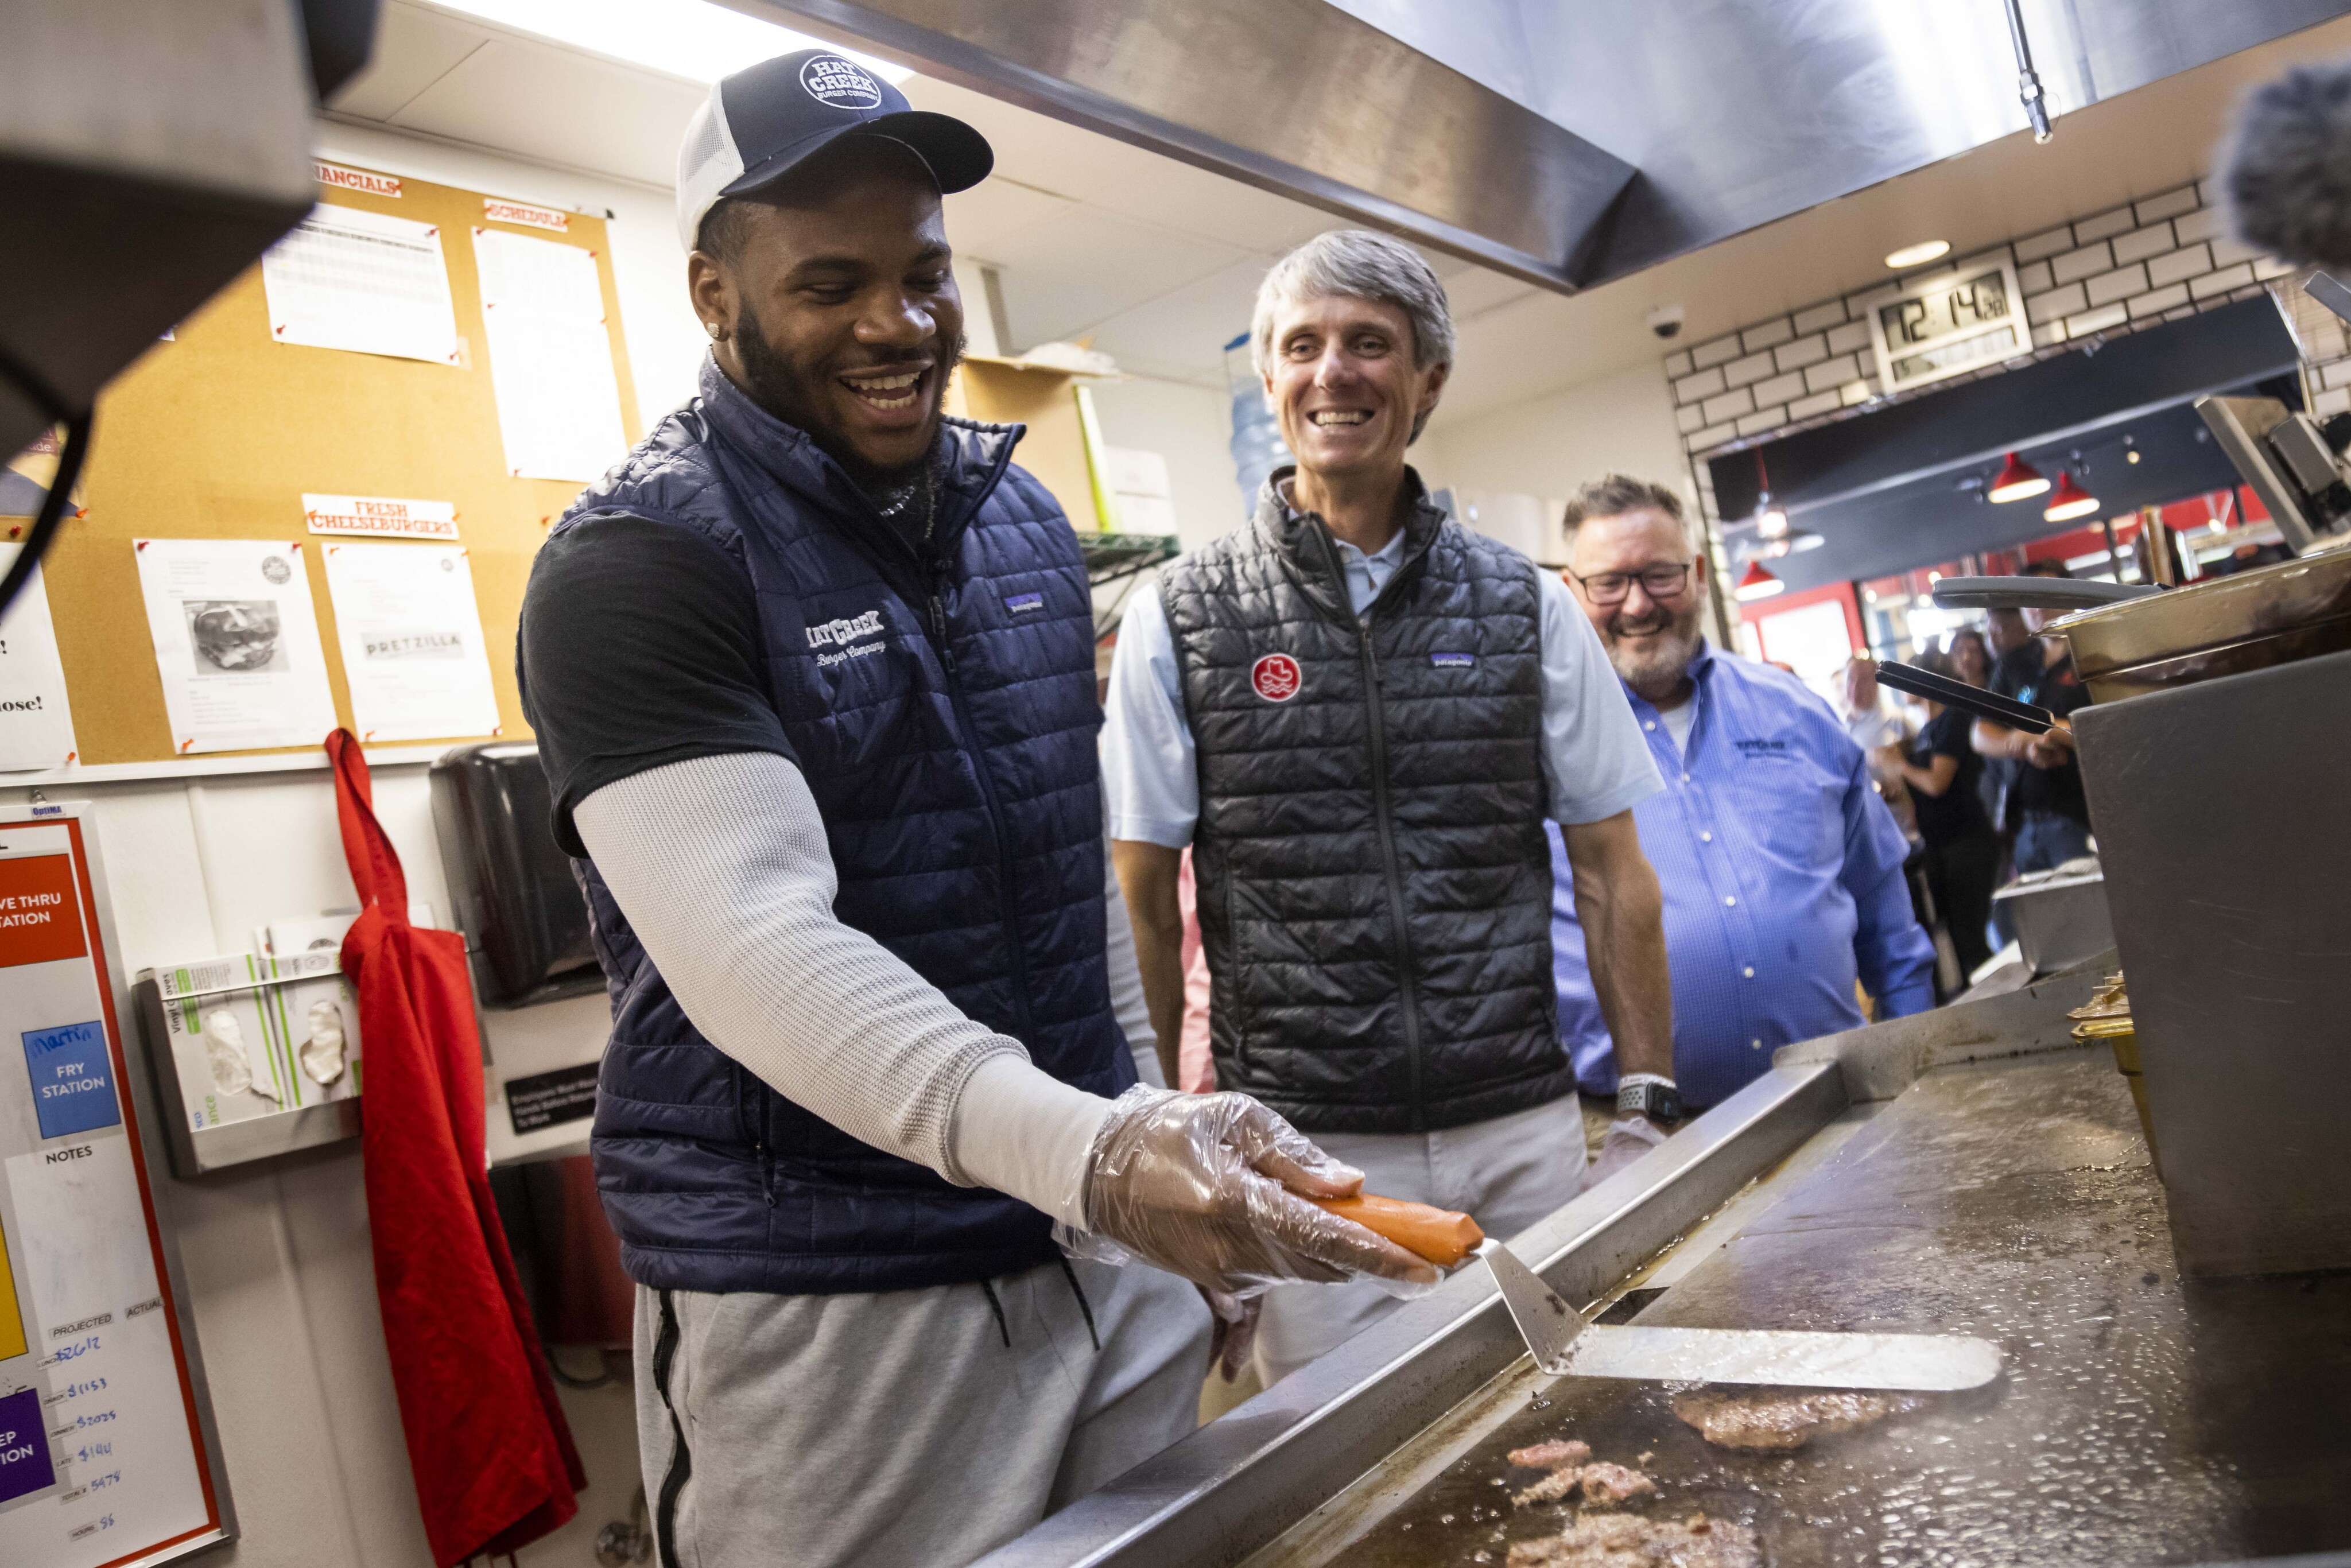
1251, 653, 1303, 703
800, 55, 883, 110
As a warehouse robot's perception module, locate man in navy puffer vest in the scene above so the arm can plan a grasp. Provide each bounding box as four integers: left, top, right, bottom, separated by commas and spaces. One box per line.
517, 51, 1429, 1568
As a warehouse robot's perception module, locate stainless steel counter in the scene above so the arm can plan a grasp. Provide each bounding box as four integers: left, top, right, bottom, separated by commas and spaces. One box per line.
975, 963, 2351, 1568
1267, 1048, 2351, 1565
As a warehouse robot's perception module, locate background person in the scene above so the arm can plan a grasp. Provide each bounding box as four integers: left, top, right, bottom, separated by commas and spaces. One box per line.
1840, 653, 1909, 751
1977, 603, 2032, 876
1889, 630, 2002, 980
1974, 559, 2095, 875
518, 56, 1429, 1568
1842, 653, 1921, 839
1104, 231, 1674, 1388
1550, 476, 1938, 1120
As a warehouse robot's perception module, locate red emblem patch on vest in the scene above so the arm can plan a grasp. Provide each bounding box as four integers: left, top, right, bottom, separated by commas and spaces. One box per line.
1251, 652, 1303, 703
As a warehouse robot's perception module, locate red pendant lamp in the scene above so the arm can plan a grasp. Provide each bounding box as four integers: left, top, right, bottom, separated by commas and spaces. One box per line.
1988, 451, 2050, 503
1735, 560, 1786, 601
2043, 470, 2098, 522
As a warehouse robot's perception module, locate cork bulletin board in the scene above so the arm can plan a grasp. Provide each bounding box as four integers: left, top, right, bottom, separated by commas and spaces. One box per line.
24, 161, 643, 766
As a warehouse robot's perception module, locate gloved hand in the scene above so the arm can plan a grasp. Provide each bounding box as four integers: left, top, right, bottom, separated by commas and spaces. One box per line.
1065, 1085, 1441, 1298
1585, 1114, 1670, 1186
1202, 1288, 1260, 1382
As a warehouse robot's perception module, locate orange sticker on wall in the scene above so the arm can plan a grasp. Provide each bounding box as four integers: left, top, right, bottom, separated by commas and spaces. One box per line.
0, 854, 86, 968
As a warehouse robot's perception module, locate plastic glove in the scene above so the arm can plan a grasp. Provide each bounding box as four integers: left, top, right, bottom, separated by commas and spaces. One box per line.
1585, 1114, 1670, 1186
1061, 1085, 1441, 1298
1202, 1288, 1260, 1382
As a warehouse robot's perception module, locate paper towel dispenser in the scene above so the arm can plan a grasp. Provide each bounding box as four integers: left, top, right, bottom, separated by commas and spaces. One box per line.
430, 743, 601, 1007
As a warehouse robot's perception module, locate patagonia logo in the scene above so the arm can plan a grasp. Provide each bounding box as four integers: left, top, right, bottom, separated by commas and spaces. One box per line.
1733, 738, 1790, 755
805, 608, 885, 649
1004, 592, 1045, 615
1430, 652, 1476, 669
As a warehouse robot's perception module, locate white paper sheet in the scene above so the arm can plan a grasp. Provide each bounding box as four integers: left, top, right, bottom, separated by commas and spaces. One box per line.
472, 226, 630, 480
0, 546, 78, 771
133, 540, 339, 754
261, 204, 461, 366
320, 542, 501, 742
4, 1138, 210, 1566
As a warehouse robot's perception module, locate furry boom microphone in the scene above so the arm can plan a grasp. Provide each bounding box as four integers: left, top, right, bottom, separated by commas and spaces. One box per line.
2223, 57, 2351, 269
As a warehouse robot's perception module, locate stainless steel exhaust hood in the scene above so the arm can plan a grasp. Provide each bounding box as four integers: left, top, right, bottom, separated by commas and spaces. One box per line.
738, 0, 2351, 292
728, 0, 1637, 292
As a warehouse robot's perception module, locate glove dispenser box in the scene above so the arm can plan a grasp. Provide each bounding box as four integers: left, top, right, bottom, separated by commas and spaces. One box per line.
430, 743, 602, 1007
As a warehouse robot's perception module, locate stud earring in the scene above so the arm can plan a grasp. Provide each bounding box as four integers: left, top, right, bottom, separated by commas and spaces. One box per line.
704, 319, 723, 340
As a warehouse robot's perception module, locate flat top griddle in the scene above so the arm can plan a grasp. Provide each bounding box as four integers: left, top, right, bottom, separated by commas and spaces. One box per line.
1277, 1050, 2351, 1567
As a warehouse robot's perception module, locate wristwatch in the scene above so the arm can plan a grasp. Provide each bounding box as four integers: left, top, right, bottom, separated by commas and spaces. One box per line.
1616, 1073, 1683, 1126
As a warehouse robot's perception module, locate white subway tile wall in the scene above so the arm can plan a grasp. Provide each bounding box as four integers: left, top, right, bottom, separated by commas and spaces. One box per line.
1792, 300, 1848, 335
1661, 180, 2345, 526
2084, 264, 2147, 307
2050, 242, 2114, 286
2073, 205, 2137, 244
1825, 319, 1873, 356
1723, 348, 1778, 388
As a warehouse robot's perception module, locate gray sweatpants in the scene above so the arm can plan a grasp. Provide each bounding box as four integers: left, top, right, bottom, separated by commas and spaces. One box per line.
634, 1256, 1211, 1568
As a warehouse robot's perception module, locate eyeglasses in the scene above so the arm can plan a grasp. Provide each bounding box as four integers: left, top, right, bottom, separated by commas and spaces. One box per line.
1566, 562, 1693, 606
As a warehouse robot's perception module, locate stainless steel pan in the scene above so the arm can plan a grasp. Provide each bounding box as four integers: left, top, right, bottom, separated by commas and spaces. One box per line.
1929, 544, 2351, 701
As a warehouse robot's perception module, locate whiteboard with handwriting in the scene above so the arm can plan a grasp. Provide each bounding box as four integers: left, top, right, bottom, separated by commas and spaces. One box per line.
0, 806, 230, 1567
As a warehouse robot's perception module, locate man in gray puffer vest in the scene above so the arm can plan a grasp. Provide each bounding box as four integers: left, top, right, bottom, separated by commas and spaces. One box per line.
1105, 231, 1681, 1386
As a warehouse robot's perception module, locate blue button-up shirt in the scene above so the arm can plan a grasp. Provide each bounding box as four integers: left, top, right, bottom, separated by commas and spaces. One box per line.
1551, 641, 1935, 1109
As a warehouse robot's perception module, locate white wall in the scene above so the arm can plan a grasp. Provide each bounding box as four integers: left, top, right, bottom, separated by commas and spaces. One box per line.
313, 120, 708, 432
1088, 373, 1250, 552
1419, 358, 1692, 507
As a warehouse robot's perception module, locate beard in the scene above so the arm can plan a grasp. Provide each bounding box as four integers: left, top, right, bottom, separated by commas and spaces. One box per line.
729, 298, 965, 490
1601, 595, 1706, 704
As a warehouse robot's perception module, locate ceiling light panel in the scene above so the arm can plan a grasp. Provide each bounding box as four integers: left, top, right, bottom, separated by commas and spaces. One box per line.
1884, 239, 1952, 269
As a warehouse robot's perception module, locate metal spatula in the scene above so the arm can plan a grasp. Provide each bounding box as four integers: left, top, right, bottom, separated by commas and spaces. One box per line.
1313, 1193, 2000, 1392
1480, 1239, 2001, 1392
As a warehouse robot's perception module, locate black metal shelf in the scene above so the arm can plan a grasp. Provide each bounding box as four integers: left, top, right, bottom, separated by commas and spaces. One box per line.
1081, 532, 1180, 639
1080, 531, 1178, 586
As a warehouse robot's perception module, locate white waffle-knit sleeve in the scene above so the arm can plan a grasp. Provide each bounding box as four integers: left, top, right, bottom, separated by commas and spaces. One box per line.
573, 751, 1112, 1225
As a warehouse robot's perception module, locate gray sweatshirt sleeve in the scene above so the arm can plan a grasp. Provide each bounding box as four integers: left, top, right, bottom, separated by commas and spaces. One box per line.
572, 750, 1119, 1227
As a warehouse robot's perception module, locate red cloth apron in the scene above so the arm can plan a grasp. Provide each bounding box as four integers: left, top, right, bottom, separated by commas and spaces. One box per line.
329, 730, 584, 1565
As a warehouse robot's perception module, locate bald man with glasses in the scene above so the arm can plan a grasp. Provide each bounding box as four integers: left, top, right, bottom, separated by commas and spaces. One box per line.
1550, 476, 1935, 1167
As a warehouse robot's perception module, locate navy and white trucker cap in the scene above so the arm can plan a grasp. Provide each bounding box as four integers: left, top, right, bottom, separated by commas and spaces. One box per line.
676, 48, 994, 250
